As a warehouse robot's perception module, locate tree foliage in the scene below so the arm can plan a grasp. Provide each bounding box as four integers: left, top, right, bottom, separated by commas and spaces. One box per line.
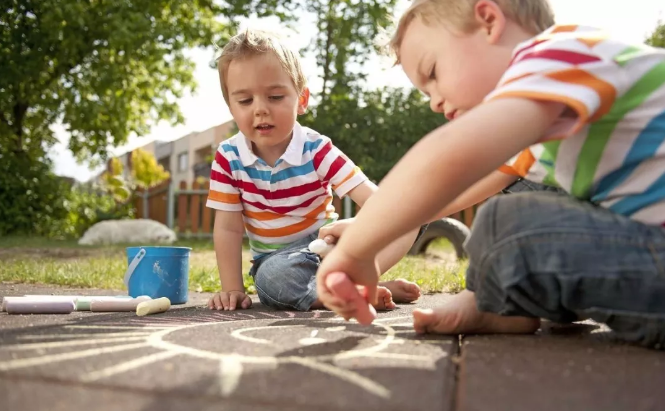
130, 148, 170, 189
646, 21, 665, 48
0, 0, 297, 236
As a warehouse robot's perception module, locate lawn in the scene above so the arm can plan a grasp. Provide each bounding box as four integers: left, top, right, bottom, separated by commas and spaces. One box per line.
0, 236, 466, 295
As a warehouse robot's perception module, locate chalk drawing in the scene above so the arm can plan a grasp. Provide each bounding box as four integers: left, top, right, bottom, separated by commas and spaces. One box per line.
0, 313, 446, 399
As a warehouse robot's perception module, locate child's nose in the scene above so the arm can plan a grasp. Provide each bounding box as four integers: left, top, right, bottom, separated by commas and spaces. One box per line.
253, 99, 269, 116
429, 96, 444, 114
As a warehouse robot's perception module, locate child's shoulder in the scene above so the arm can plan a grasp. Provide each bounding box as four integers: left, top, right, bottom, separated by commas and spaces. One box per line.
518, 24, 660, 64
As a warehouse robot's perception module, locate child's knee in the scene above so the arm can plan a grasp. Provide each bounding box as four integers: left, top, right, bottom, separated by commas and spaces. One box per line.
252, 252, 319, 310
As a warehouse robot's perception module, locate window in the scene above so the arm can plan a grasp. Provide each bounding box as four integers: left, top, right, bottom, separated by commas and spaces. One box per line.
178, 152, 188, 172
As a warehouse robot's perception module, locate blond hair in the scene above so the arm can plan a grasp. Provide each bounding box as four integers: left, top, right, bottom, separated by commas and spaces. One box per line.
216, 29, 307, 104
389, 0, 555, 62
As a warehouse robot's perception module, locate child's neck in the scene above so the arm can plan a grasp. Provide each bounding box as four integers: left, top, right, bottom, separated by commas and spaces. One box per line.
252, 133, 293, 167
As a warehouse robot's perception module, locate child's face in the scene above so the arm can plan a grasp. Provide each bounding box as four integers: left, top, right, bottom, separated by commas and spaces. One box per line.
400, 17, 509, 120
225, 53, 308, 157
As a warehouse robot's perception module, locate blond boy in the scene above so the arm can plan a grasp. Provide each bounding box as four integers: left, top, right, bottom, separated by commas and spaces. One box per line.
205, 29, 421, 312
316, 0, 665, 348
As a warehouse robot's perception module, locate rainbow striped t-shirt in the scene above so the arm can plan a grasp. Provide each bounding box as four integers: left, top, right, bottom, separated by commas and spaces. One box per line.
206, 123, 367, 256
490, 24, 665, 226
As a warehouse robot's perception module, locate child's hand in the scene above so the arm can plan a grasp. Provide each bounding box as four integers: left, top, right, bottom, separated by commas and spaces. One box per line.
316, 245, 380, 322
318, 218, 356, 245
208, 291, 252, 311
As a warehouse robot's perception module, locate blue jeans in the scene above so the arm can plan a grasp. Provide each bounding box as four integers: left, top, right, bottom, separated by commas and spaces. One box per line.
249, 232, 321, 311
466, 191, 665, 349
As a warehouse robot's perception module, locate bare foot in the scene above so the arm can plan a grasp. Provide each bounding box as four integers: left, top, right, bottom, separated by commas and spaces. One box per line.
373, 286, 396, 311
412, 290, 540, 334
379, 279, 421, 303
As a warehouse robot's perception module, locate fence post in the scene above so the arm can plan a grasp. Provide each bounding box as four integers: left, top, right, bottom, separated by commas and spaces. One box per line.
142, 191, 149, 219
343, 196, 352, 219
167, 181, 175, 229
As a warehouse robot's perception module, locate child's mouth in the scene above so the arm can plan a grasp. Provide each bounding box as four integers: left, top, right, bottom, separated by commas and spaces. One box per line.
255, 124, 275, 135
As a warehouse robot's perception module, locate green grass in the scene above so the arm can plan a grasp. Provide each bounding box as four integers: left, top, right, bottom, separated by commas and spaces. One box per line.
0, 236, 466, 294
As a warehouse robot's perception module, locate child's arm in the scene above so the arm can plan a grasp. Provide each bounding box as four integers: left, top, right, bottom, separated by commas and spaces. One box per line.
428, 170, 518, 221
344, 181, 420, 272
209, 210, 251, 311
317, 98, 565, 306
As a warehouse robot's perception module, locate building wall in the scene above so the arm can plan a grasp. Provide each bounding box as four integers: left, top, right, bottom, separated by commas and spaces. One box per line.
103, 120, 236, 187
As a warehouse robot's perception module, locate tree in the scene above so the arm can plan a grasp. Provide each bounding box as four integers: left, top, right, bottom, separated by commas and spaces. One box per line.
302, 0, 397, 102
646, 21, 665, 48
0, 0, 299, 236
130, 148, 170, 188
302, 88, 445, 182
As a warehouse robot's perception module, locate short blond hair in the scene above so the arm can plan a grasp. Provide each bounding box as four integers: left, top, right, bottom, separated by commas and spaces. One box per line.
389, 0, 555, 63
216, 29, 307, 104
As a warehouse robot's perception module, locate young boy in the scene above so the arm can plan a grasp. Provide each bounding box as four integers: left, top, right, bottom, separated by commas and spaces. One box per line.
205, 29, 421, 312
316, 0, 665, 348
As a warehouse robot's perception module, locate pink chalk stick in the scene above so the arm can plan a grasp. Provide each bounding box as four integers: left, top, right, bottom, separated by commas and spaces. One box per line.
325, 272, 377, 325
89, 296, 152, 312
5, 299, 76, 314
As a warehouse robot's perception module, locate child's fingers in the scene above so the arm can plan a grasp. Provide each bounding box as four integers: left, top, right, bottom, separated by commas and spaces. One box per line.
229, 293, 238, 311
241, 295, 252, 309
210, 294, 222, 310
219, 293, 230, 310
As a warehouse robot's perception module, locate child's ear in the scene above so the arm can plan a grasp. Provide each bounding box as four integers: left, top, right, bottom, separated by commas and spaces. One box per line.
474, 0, 506, 44
297, 88, 310, 115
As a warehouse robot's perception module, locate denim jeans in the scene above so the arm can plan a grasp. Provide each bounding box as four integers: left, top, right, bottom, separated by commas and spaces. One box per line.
466, 191, 665, 349
249, 232, 321, 311
249, 224, 431, 312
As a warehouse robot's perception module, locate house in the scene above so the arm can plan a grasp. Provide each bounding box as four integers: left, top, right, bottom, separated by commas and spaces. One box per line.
102, 120, 236, 187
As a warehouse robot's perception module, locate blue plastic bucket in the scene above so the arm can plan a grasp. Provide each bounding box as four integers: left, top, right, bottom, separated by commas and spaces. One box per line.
124, 246, 191, 304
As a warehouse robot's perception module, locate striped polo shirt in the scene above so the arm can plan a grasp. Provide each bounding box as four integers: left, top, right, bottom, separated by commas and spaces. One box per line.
490, 24, 665, 226
206, 122, 367, 256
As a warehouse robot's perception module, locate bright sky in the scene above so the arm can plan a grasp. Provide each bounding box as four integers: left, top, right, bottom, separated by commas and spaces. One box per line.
51, 0, 665, 181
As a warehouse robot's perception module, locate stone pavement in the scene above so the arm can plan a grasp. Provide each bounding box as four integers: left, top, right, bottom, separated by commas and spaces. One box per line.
0, 283, 663, 411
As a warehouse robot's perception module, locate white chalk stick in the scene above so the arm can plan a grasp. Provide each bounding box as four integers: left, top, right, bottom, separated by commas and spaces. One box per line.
90, 296, 152, 312
309, 239, 335, 257
136, 297, 171, 316
2, 296, 76, 312
5, 299, 76, 314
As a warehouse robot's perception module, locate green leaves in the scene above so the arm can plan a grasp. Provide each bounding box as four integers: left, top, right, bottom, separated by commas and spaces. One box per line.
302, 88, 446, 182
646, 20, 665, 48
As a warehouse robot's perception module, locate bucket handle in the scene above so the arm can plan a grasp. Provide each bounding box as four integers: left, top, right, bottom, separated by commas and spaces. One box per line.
123, 248, 147, 287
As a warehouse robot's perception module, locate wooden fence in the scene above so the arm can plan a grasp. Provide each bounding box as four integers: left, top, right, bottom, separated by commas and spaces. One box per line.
133, 179, 482, 237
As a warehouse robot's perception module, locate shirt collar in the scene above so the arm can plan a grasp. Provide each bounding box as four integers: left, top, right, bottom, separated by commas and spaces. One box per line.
236, 122, 306, 167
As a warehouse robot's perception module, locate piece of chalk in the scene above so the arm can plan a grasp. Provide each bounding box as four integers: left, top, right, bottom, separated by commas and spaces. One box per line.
76, 295, 135, 311
2, 296, 76, 312
90, 296, 152, 312
325, 272, 377, 325
136, 297, 171, 316
309, 239, 335, 257
5, 299, 76, 314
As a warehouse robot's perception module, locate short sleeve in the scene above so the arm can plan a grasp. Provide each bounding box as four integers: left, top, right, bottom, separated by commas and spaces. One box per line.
312, 139, 368, 197
206, 145, 243, 212
485, 31, 622, 141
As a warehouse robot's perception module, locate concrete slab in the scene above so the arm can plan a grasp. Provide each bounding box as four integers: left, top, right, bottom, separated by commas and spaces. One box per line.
0, 284, 456, 411
458, 322, 665, 411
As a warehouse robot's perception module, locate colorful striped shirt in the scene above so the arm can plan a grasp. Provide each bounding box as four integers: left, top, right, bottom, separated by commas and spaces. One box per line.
488, 24, 665, 226
206, 122, 367, 256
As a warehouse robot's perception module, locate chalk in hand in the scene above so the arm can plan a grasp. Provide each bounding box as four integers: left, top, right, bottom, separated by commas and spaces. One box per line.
309, 238, 335, 257
325, 272, 377, 325
136, 297, 171, 316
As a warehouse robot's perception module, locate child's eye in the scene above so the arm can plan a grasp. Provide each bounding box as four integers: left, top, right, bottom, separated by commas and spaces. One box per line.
238, 98, 252, 105
269, 95, 284, 101
429, 65, 436, 80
